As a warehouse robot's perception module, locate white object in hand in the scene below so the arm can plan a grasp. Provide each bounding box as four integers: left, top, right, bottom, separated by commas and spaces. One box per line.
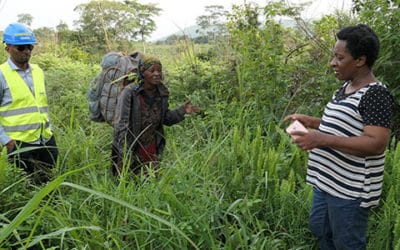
286, 120, 308, 139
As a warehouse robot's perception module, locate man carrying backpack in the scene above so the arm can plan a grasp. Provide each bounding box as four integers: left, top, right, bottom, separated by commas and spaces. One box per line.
0, 23, 58, 184
111, 54, 200, 176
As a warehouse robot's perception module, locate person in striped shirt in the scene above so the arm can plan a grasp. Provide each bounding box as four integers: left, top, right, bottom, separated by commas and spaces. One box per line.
284, 24, 395, 249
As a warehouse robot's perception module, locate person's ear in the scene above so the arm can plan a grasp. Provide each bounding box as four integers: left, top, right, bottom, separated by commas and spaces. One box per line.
356, 55, 367, 67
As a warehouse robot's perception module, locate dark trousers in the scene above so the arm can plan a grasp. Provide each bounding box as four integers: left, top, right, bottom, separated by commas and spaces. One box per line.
309, 187, 369, 250
110, 143, 121, 176
110, 144, 141, 176
8, 136, 59, 184
110, 144, 157, 176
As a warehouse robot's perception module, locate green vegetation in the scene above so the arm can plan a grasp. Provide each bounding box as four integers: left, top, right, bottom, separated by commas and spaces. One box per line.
1, 0, 400, 249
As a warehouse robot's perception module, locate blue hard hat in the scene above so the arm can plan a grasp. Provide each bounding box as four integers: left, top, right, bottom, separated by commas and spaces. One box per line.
3, 23, 37, 45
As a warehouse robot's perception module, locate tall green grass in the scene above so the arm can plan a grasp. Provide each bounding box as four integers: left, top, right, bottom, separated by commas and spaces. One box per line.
0, 103, 316, 249
1, 10, 400, 248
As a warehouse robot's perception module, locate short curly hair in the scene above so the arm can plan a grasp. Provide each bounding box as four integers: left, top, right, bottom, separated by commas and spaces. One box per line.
336, 24, 380, 68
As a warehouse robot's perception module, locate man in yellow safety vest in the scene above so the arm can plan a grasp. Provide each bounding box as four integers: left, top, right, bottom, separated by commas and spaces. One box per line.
0, 22, 58, 184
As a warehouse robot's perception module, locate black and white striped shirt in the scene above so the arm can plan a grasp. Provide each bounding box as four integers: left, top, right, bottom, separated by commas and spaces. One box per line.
307, 81, 394, 208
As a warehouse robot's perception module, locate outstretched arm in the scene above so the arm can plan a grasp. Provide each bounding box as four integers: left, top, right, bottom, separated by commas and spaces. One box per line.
164, 99, 200, 126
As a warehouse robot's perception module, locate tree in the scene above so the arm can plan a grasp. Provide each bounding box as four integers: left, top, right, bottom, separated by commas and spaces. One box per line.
196, 5, 228, 42
55, 21, 77, 46
33, 27, 56, 44
56, 21, 69, 32
124, 1, 160, 42
227, 2, 261, 32
74, 0, 161, 51
17, 13, 33, 26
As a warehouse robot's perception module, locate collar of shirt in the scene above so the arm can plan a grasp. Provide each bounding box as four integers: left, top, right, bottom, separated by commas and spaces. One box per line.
7, 57, 32, 72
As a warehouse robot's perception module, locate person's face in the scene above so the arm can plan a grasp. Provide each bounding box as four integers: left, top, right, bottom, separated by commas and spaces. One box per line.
330, 40, 358, 81
5, 44, 33, 68
143, 63, 162, 87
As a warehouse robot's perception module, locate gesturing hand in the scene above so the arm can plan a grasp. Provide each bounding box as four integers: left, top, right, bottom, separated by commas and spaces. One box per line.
184, 99, 201, 114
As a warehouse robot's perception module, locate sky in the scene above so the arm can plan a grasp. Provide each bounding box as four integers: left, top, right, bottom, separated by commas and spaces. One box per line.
0, 0, 352, 41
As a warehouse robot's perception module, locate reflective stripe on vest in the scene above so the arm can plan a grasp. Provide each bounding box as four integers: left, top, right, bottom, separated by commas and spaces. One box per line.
0, 62, 53, 142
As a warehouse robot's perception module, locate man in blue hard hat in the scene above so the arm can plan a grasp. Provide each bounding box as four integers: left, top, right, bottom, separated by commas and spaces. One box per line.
0, 22, 58, 184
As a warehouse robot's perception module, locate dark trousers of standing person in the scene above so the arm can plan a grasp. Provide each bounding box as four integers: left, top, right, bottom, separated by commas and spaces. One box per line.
110, 143, 122, 176
110, 143, 159, 176
7, 136, 59, 184
110, 144, 141, 176
309, 187, 369, 250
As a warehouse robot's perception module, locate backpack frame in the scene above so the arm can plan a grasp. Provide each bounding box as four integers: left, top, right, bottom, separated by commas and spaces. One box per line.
88, 51, 142, 125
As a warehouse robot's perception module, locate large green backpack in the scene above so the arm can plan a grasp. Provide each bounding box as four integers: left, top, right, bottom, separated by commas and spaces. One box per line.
88, 51, 142, 125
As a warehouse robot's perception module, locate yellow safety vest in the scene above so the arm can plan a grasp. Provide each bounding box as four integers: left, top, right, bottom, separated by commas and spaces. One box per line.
0, 62, 53, 142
